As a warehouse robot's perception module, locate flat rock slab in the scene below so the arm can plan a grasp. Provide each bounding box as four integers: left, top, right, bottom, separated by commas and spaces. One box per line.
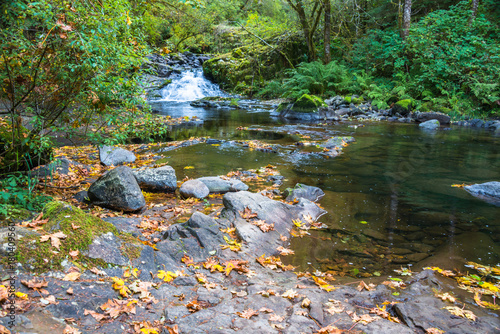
99, 145, 136, 166
85, 232, 128, 266
88, 166, 146, 212
465, 181, 500, 206
197, 176, 249, 193
133, 165, 177, 192
414, 111, 451, 124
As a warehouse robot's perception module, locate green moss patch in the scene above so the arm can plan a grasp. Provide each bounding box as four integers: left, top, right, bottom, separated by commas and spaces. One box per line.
291, 94, 326, 113
16, 201, 141, 272
0, 204, 32, 227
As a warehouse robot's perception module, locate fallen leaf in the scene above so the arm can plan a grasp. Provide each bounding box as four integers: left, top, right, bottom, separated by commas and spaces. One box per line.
282, 289, 298, 300
22, 279, 48, 290
62, 325, 81, 334
269, 314, 285, 322
357, 281, 375, 292
239, 207, 258, 220
259, 307, 273, 313
276, 246, 295, 256
325, 299, 344, 315
71, 223, 80, 230
63, 272, 81, 281
66, 287, 74, 295
40, 231, 67, 250
69, 250, 79, 259
84, 309, 106, 321
236, 308, 259, 319
165, 325, 179, 334
426, 328, 445, 334
301, 298, 311, 308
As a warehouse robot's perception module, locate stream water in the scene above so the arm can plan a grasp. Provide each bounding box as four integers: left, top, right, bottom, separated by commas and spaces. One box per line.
149, 69, 500, 278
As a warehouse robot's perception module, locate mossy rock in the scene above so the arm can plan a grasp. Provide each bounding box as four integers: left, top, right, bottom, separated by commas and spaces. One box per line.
158, 79, 172, 89
343, 96, 364, 104
291, 94, 327, 113
16, 201, 142, 272
391, 99, 415, 116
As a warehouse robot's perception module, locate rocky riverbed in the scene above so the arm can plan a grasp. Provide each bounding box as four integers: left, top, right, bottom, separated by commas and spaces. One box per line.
1, 139, 499, 333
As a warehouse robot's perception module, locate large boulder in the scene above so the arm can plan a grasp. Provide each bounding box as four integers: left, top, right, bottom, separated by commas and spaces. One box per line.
133, 165, 177, 192
413, 111, 451, 124
464, 181, 500, 206
291, 94, 327, 113
88, 166, 146, 212
99, 145, 136, 166
179, 179, 210, 199
197, 176, 248, 194
419, 119, 440, 130
391, 99, 413, 116
283, 183, 325, 202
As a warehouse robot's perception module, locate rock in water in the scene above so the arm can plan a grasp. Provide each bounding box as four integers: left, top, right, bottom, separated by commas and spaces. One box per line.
88, 166, 145, 212
133, 165, 177, 192
197, 176, 248, 193
419, 119, 440, 130
283, 183, 325, 202
179, 179, 210, 199
99, 145, 136, 166
464, 181, 500, 206
414, 111, 451, 124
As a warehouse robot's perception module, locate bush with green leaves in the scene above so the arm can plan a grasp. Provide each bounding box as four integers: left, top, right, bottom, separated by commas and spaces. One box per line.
0, 173, 52, 215
351, 0, 500, 116
0, 0, 151, 173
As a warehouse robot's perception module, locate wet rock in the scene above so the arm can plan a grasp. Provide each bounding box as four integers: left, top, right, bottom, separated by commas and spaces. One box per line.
88, 166, 146, 212
464, 181, 500, 206
413, 111, 451, 124
99, 145, 136, 166
73, 190, 90, 204
84, 232, 128, 265
133, 165, 177, 192
362, 228, 388, 241
162, 211, 226, 262
323, 136, 355, 149
221, 191, 325, 257
197, 176, 248, 193
469, 119, 484, 128
419, 119, 440, 130
102, 216, 142, 234
283, 183, 325, 202
179, 179, 210, 199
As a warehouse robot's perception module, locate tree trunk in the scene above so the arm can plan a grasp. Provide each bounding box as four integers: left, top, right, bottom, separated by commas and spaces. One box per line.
469, 0, 480, 26
323, 0, 331, 63
402, 0, 412, 40
285, 0, 321, 61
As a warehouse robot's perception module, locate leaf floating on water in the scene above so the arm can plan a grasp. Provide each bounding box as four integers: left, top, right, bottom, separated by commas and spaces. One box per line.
183, 166, 195, 169
359, 220, 369, 224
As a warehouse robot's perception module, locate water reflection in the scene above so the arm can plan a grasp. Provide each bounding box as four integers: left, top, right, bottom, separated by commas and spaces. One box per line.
150, 103, 500, 276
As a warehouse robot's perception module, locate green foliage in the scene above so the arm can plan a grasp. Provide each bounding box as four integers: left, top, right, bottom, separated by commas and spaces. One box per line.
351, 1, 500, 116
0, 0, 152, 172
292, 94, 326, 112
282, 61, 352, 99
0, 173, 51, 215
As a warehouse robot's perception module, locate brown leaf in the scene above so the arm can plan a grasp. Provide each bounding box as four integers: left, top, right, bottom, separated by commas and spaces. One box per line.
166, 325, 179, 334
0, 324, 10, 334
357, 281, 375, 292
63, 272, 81, 281
425, 328, 445, 334
269, 313, 285, 322
40, 231, 67, 250
22, 279, 48, 290
69, 250, 79, 259
71, 223, 80, 230
276, 246, 295, 256
62, 325, 81, 334
282, 289, 298, 300
237, 308, 259, 319
259, 307, 274, 313
66, 287, 74, 295
84, 309, 106, 321
239, 207, 258, 220
252, 219, 274, 232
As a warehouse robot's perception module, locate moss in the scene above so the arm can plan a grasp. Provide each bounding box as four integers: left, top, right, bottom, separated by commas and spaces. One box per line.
344, 96, 352, 103
0, 204, 32, 226
16, 201, 139, 273
158, 79, 172, 89
276, 102, 289, 113
291, 94, 327, 113
395, 99, 413, 110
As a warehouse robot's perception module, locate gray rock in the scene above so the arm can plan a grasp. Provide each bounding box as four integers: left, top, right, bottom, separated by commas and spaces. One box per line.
323, 136, 355, 149
0, 227, 39, 256
85, 232, 128, 265
283, 183, 325, 202
469, 118, 484, 128
99, 145, 136, 166
133, 165, 177, 192
464, 181, 500, 205
414, 111, 451, 124
88, 166, 146, 212
197, 176, 248, 193
419, 119, 440, 130
179, 179, 210, 199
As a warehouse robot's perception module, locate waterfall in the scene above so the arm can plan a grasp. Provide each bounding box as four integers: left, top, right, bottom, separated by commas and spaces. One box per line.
158, 69, 226, 102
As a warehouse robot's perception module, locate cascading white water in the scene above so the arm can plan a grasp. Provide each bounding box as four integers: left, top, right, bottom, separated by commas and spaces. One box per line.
158, 68, 226, 102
